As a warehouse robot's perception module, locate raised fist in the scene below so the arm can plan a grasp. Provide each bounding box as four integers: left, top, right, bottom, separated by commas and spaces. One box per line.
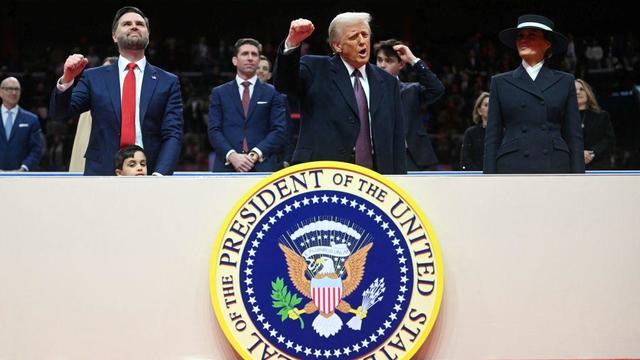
62, 54, 89, 83
286, 18, 315, 48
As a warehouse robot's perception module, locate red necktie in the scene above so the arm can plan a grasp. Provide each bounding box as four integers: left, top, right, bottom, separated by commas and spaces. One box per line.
120, 63, 136, 148
241, 81, 251, 152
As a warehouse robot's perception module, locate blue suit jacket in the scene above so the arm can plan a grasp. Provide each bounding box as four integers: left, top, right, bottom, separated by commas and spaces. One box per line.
50, 62, 183, 175
0, 108, 43, 170
484, 65, 584, 174
400, 60, 444, 169
208, 79, 287, 172
273, 44, 406, 174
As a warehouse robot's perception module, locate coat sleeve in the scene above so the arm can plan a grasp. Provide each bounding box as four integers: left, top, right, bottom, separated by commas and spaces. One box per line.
460, 127, 473, 170
590, 110, 615, 157
49, 73, 92, 122
562, 78, 585, 173
414, 60, 445, 105
154, 76, 183, 175
483, 76, 503, 173
392, 79, 407, 174
254, 91, 288, 157
273, 41, 307, 97
22, 116, 44, 170
207, 87, 235, 160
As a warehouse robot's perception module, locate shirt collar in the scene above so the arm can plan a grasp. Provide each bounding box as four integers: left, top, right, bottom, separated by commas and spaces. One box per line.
118, 56, 147, 73
236, 75, 258, 87
522, 59, 544, 80
340, 57, 368, 82
2, 104, 18, 115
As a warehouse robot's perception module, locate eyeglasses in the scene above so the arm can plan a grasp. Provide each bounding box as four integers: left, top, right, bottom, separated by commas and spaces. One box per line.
1, 87, 21, 92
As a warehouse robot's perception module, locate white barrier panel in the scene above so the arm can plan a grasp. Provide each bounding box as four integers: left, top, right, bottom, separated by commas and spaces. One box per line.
1, 174, 639, 359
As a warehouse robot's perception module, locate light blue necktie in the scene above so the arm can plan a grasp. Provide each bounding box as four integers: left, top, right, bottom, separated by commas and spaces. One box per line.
5, 111, 14, 140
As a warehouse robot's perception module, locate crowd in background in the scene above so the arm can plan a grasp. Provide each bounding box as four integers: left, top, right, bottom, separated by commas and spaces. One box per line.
2, 30, 639, 171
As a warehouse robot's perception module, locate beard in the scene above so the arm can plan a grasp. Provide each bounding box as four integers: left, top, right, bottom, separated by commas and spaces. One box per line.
117, 33, 149, 51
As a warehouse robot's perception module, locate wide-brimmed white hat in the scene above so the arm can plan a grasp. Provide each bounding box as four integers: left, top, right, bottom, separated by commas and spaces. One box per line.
499, 14, 569, 54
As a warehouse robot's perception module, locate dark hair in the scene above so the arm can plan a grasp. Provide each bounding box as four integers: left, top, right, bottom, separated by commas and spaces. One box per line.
112, 6, 150, 33
114, 144, 146, 170
233, 38, 262, 56
373, 39, 403, 62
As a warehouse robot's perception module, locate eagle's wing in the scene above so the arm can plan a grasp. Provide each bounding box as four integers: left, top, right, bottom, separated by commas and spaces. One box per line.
278, 243, 311, 299
342, 243, 373, 297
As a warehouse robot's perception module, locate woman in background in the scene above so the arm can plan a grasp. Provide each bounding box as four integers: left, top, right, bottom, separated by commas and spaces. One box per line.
575, 78, 615, 170
461, 92, 489, 170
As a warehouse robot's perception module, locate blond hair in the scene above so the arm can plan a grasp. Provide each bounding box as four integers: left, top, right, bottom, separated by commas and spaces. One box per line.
575, 78, 602, 112
472, 92, 490, 125
328, 12, 371, 51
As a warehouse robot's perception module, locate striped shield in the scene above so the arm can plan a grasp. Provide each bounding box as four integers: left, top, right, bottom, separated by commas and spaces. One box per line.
310, 278, 343, 314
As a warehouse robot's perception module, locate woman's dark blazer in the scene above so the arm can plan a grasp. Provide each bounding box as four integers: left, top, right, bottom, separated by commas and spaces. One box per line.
582, 109, 615, 170
483, 65, 585, 174
460, 124, 485, 171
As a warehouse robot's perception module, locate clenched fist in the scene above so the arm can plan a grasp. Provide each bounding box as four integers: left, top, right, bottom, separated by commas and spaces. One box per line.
285, 18, 315, 48
62, 54, 89, 83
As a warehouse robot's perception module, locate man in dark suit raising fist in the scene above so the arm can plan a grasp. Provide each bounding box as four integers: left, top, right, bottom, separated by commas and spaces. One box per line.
273, 13, 407, 174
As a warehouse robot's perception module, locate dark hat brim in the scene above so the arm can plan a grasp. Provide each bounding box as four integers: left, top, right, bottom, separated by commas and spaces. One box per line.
499, 27, 569, 55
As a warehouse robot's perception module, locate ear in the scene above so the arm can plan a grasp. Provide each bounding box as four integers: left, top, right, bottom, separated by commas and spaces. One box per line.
115, 169, 123, 176
112, 33, 117, 44
232, 56, 238, 67
332, 41, 342, 54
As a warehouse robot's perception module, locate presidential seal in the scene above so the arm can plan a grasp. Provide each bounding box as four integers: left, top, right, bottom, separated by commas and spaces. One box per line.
210, 161, 443, 359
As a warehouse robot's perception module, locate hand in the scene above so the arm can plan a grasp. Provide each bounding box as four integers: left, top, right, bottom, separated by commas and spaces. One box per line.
229, 152, 256, 172
286, 18, 315, 48
584, 150, 595, 164
393, 44, 417, 65
62, 54, 89, 83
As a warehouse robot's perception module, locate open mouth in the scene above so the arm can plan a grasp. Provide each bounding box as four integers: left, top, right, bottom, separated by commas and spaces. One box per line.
358, 48, 368, 57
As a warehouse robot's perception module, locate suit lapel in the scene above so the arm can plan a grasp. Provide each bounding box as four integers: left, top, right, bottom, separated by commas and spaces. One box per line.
246, 80, 263, 121
330, 56, 359, 117
534, 65, 562, 93
228, 80, 245, 119
504, 65, 544, 100
366, 64, 383, 117
139, 63, 159, 125
105, 63, 121, 124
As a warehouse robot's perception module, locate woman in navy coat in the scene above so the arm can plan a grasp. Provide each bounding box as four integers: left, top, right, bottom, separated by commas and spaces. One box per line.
484, 15, 584, 174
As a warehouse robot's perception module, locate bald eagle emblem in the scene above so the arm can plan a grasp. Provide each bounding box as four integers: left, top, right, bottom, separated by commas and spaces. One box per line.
276, 219, 385, 338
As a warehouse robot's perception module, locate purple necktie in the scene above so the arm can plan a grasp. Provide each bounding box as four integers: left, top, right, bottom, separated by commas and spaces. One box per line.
352, 69, 373, 169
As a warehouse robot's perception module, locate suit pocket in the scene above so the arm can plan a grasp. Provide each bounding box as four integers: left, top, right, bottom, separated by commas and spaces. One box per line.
292, 148, 312, 163
552, 138, 570, 153
497, 139, 520, 159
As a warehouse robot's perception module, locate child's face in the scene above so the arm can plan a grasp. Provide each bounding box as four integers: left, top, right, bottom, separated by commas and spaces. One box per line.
116, 151, 147, 176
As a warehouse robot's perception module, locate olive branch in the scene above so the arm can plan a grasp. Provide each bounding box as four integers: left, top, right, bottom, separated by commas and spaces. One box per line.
271, 277, 304, 329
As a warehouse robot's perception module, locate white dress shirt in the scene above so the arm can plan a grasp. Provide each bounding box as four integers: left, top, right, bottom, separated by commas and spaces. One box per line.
2, 104, 18, 133
522, 60, 544, 81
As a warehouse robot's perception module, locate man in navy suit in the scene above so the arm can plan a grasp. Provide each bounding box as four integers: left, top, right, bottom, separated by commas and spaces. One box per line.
374, 39, 444, 170
50, 6, 183, 175
1, 77, 43, 171
208, 38, 287, 172
273, 13, 407, 174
